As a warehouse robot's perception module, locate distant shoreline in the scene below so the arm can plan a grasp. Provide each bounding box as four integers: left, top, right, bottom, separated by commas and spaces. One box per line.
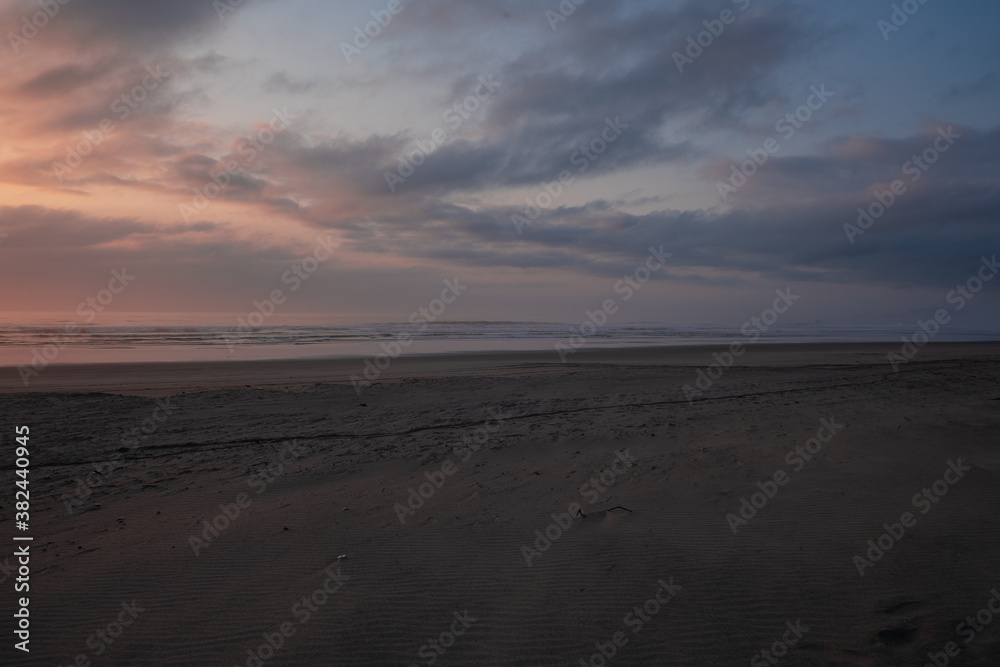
4, 340, 1000, 395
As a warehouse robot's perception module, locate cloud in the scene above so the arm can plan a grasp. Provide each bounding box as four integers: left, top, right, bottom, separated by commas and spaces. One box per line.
321, 123, 1000, 292
315, 1, 836, 198
0, 0, 996, 320
0, 205, 224, 249
942, 71, 997, 101
47, 0, 242, 50
263, 71, 323, 95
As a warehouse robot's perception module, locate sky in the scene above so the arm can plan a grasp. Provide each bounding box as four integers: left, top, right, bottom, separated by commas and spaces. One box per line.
1, 0, 998, 326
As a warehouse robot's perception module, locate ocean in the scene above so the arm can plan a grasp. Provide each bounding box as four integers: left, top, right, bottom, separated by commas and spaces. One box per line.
1, 312, 998, 367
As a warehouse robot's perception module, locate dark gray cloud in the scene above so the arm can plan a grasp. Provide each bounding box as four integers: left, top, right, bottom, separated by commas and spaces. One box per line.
56, 0, 242, 49
263, 71, 323, 95
942, 72, 997, 101
0, 206, 225, 249
324, 124, 1000, 291
3, 0, 996, 318
18, 62, 114, 97
343, 1, 835, 196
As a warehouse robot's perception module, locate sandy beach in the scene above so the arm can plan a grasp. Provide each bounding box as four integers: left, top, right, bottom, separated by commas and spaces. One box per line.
4, 0, 999, 664
3, 342, 1000, 665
